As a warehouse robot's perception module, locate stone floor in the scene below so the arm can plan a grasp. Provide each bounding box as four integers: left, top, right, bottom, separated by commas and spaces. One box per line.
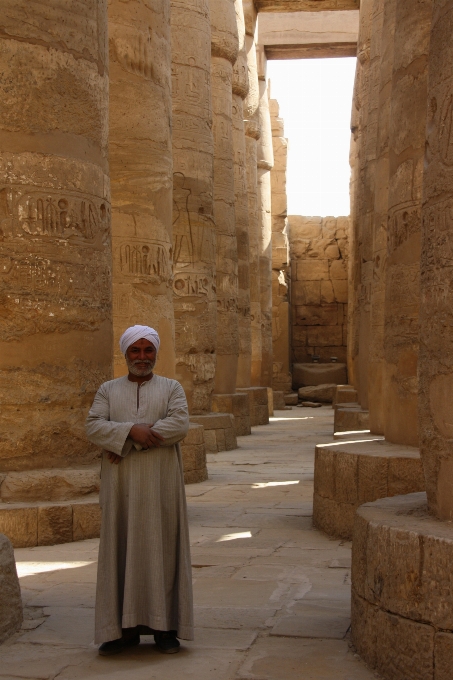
0, 408, 380, 680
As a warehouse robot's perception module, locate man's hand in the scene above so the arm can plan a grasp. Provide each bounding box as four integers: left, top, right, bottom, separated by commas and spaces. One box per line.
107, 452, 122, 465
129, 423, 165, 449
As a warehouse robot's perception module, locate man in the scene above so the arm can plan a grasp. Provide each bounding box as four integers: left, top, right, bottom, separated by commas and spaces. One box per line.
86, 325, 193, 656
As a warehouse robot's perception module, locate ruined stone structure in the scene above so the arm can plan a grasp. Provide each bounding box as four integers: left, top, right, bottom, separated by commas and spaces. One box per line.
289, 216, 349, 365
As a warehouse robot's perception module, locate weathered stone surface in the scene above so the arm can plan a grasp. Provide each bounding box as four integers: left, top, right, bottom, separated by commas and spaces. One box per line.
297, 384, 337, 403
0, 534, 22, 644
233, 0, 252, 389
0, 1, 111, 477
212, 393, 251, 436
333, 385, 358, 405
284, 393, 298, 406
181, 424, 208, 484
292, 363, 348, 388
110, 0, 175, 379
72, 502, 101, 542
237, 387, 269, 425
314, 440, 425, 539
0, 468, 100, 503
210, 0, 240, 394
38, 505, 73, 546
189, 413, 237, 453
419, 0, 453, 521
272, 391, 286, 410
171, 0, 216, 413
351, 493, 453, 679
334, 405, 369, 433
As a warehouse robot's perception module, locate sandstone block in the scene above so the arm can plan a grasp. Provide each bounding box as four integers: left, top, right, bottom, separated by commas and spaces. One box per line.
72, 502, 101, 541
297, 384, 337, 403
284, 393, 298, 406
0, 534, 23, 644
332, 279, 348, 303
288, 215, 322, 239
181, 423, 205, 447
292, 363, 347, 388
236, 387, 269, 426
329, 260, 347, 280
300, 401, 322, 408
434, 633, 453, 680
294, 304, 339, 327
334, 406, 369, 433
306, 326, 343, 347
292, 281, 321, 305
333, 385, 358, 405
38, 504, 73, 546
0, 506, 37, 548
190, 413, 235, 430
189, 413, 237, 453
0, 468, 100, 503
184, 469, 209, 484
296, 260, 329, 281
272, 391, 286, 410
320, 280, 335, 304
266, 387, 274, 417
211, 394, 251, 436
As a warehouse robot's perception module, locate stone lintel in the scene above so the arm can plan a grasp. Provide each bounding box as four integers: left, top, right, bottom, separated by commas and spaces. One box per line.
351, 493, 453, 680
313, 440, 425, 540
265, 43, 356, 59
256, 0, 359, 11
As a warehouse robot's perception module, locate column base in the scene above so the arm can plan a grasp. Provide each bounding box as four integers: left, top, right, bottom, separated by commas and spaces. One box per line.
189, 413, 237, 453
334, 403, 370, 432
236, 387, 270, 425
313, 439, 425, 540
180, 423, 208, 484
211, 394, 251, 436
352, 493, 453, 680
272, 390, 286, 410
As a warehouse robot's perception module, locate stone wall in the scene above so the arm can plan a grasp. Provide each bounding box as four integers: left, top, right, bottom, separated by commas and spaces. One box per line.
288, 216, 349, 364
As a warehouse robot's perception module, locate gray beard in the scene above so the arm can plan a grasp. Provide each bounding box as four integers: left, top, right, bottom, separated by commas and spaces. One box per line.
126, 357, 156, 377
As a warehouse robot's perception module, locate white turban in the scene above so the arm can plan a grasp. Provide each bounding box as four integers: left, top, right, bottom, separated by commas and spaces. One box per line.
119, 325, 160, 356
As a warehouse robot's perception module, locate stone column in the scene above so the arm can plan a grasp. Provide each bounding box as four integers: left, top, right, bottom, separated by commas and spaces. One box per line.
420, 0, 453, 519
0, 1, 111, 473
232, 0, 252, 389
367, 0, 397, 434
243, 2, 262, 386
170, 0, 216, 414
348, 0, 373, 396
209, 0, 240, 394
270, 99, 292, 394
110, 0, 175, 380
383, 0, 431, 446
257, 73, 274, 388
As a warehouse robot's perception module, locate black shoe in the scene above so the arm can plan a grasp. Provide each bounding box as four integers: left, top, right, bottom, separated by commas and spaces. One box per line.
154, 630, 180, 654
98, 632, 140, 656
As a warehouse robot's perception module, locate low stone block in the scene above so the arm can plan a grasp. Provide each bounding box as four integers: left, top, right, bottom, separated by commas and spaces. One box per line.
272, 391, 286, 409
333, 385, 358, 405
38, 504, 73, 546
266, 388, 274, 417
181, 423, 205, 446
236, 388, 269, 426
0, 468, 100, 503
298, 384, 337, 403
72, 501, 101, 541
224, 427, 238, 451
211, 394, 251, 437
0, 534, 23, 644
334, 405, 369, 432
184, 468, 208, 484
434, 632, 453, 680
0, 506, 38, 548
284, 393, 298, 405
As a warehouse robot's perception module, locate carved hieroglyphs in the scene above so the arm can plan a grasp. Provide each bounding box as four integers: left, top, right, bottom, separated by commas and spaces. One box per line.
0, 0, 112, 472
110, 0, 175, 379
257, 74, 274, 388
171, 0, 216, 413
243, 2, 263, 386
233, 0, 252, 388
420, 0, 453, 520
209, 0, 240, 394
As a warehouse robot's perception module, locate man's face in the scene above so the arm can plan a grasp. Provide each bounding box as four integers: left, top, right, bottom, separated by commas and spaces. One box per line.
126, 339, 157, 377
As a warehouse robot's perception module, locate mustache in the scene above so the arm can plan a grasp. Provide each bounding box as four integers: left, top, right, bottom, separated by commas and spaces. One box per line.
130, 359, 153, 365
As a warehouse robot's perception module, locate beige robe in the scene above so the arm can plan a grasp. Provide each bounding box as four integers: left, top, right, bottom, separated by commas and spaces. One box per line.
85, 374, 193, 644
